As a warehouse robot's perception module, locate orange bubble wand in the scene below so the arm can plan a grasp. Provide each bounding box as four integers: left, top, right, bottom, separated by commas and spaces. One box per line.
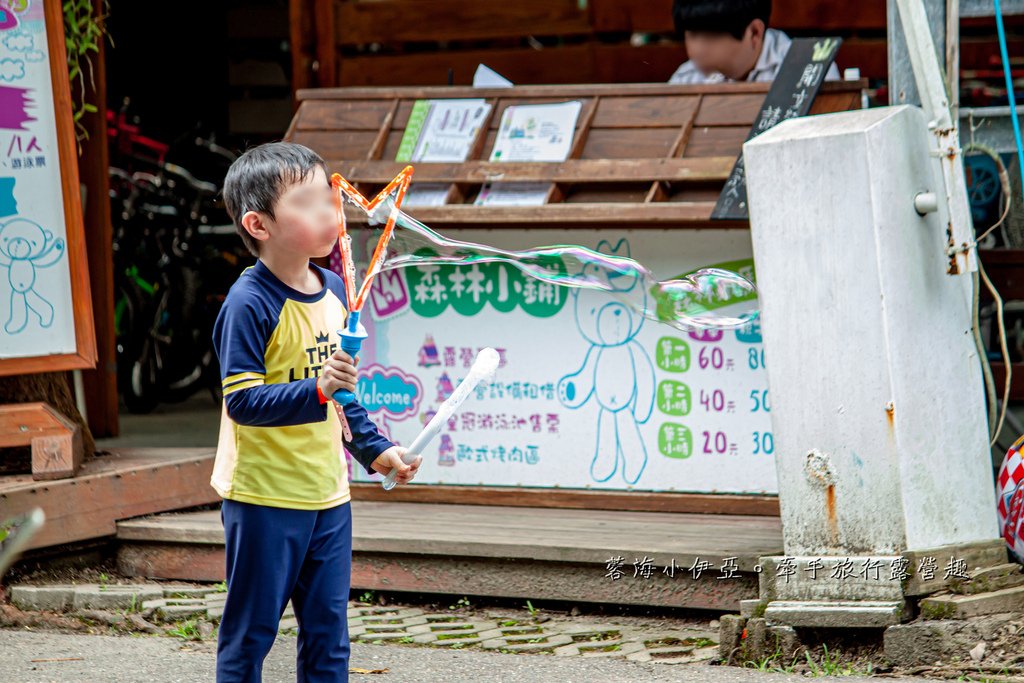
331, 176, 358, 310
328, 165, 414, 405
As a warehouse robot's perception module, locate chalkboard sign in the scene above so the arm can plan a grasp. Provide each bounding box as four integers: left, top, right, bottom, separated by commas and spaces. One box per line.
0, 0, 96, 376
711, 37, 842, 220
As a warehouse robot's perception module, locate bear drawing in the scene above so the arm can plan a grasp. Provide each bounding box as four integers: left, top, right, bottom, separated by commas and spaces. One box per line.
0, 217, 64, 334
557, 239, 655, 485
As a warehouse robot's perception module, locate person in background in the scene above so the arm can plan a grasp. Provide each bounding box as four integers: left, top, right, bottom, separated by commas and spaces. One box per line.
669, 0, 840, 85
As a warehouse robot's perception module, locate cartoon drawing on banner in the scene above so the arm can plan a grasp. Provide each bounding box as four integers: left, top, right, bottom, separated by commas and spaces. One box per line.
418, 334, 440, 366
438, 434, 455, 466
557, 239, 656, 485
436, 372, 454, 401
0, 2, 34, 35
1, 216, 64, 333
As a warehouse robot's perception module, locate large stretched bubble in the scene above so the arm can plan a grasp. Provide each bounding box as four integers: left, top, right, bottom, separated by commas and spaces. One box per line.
354, 195, 758, 332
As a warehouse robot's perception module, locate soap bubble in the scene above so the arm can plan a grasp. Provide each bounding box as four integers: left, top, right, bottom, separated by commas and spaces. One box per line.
344, 193, 757, 331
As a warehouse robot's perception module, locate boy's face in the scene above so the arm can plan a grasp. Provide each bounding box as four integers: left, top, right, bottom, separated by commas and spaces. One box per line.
684, 20, 763, 81
252, 166, 338, 259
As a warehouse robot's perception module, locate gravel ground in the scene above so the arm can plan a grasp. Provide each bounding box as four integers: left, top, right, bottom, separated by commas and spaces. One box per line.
0, 629, 939, 683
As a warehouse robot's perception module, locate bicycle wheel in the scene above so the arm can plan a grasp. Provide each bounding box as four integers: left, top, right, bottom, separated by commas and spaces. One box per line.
116, 283, 161, 414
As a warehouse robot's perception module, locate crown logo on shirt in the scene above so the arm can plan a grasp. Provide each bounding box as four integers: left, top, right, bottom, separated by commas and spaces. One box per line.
315, 330, 330, 345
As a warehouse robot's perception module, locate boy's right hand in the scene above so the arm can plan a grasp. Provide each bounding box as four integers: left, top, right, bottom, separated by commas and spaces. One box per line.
318, 350, 359, 398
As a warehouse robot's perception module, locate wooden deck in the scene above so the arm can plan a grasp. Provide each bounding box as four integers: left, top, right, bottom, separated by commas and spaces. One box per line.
1, 443, 784, 610
0, 448, 218, 552
116, 502, 783, 611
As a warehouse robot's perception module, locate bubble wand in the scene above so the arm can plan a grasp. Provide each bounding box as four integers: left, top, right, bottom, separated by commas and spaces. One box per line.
382, 347, 500, 490
329, 166, 414, 405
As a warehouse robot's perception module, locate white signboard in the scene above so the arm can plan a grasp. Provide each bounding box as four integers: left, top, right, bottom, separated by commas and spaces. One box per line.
348, 229, 777, 495
0, 1, 79, 360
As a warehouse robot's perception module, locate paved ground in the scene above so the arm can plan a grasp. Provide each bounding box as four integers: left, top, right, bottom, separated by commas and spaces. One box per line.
0, 629, 940, 683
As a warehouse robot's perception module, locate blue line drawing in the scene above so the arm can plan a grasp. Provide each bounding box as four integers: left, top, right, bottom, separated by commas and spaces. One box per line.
556, 238, 656, 485
0, 217, 64, 334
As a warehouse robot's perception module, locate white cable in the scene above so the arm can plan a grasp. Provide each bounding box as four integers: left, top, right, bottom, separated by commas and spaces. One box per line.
979, 258, 1012, 446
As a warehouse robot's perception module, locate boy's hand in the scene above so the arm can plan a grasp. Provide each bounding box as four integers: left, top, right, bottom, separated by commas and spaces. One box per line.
319, 351, 359, 398
371, 446, 422, 485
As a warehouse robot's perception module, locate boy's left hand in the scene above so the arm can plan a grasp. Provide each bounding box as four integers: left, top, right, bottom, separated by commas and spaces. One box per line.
371, 446, 422, 484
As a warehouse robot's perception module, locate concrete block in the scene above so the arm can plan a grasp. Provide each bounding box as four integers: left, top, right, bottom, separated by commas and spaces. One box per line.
919, 586, 1024, 620
9, 585, 75, 612
764, 600, 905, 628
740, 600, 765, 618
759, 556, 905, 603
884, 614, 1016, 667
741, 618, 800, 661
949, 563, 1024, 596
161, 586, 216, 599
141, 597, 208, 622
71, 584, 163, 611
717, 614, 747, 662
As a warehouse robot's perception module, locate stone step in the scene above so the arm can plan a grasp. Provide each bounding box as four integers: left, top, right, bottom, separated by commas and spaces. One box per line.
763, 600, 906, 628
919, 585, 1024, 619
948, 563, 1024, 595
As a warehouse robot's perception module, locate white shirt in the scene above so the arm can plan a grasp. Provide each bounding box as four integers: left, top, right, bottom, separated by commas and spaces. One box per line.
669, 28, 840, 85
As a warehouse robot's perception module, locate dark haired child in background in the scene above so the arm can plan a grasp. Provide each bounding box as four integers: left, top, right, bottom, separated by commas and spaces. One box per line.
669, 0, 840, 84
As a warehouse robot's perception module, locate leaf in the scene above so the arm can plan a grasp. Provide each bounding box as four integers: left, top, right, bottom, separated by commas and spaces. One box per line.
348, 667, 389, 674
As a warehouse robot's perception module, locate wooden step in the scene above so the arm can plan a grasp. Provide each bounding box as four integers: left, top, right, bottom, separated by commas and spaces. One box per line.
1, 448, 217, 551
116, 502, 784, 611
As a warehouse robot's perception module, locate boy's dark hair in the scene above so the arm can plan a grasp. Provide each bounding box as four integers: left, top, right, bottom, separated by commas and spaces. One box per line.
221, 141, 329, 257
672, 0, 772, 40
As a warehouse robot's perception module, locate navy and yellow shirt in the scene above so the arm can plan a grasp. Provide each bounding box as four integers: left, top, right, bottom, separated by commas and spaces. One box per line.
210, 259, 393, 510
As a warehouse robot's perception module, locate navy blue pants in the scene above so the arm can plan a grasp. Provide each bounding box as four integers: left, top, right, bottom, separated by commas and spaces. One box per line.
216, 499, 352, 682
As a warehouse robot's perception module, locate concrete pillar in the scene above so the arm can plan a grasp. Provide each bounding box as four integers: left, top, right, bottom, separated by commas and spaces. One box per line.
742, 105, 1004, 628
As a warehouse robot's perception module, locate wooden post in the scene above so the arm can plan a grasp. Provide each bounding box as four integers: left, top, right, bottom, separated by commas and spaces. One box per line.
79, 0, 119, 438
314, 0, 337, 87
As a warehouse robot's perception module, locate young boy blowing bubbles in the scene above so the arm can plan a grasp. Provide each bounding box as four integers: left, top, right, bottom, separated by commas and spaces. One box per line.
212, 141, 421, 681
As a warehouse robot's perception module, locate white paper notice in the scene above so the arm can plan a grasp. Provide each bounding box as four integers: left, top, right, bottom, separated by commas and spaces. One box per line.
473, 64, 514, 88
405, 183, 451, 208
489, 101, 583, 163
405, 99, 492, 163
474, 183, 549, 207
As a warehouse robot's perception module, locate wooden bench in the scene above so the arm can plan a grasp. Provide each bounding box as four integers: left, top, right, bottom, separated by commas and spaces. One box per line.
0, 402, 83, 481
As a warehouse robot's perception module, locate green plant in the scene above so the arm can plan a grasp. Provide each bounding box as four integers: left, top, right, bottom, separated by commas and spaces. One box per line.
62, 0, 110, 147
448, 596, 471, 610
97, 573, 109, 590
213, 581, 228, 593
744, 643, 798, 673
687, 637, 716, 648
525, 600, 539, 619
358, 591, 376, 604
802, 644, 873, 677
167, 619, 203, 641
125, 594, 141, 614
